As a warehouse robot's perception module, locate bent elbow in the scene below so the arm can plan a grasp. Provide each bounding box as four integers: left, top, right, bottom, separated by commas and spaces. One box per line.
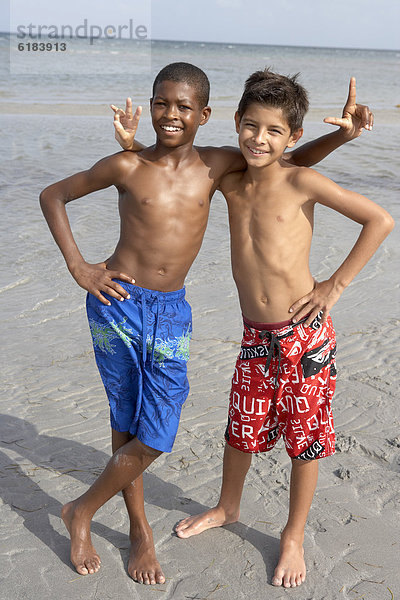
382, 211, 395, 236
39, 187, 50, 211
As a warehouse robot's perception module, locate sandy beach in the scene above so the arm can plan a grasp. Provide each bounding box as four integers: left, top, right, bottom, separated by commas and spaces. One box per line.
1, 166, 399, 599
1, 39, 400, 600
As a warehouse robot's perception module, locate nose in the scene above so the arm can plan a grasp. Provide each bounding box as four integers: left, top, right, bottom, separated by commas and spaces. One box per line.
253, 129, 266, 145
165, 104, 179, 120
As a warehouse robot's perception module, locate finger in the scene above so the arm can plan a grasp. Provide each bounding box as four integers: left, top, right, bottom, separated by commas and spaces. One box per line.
125, 97, 133, 117
306, 309, 328, 328
132, 105, 142, 126
323, 117, 346, 127
109, 281, 131, 299
110, 271, 135, 284
344, 76, 356, 111
291, 307, 311, 323
304, 308, 324, 328
103, 286, 127, 302
289, 294, 312, 315
113, 118, 131, 139
96, 292, 111, 306
359, 105, 371, 130
110, 105, 125, 117
369, 111, 374, 130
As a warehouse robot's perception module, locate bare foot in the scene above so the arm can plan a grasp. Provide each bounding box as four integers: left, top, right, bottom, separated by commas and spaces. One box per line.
174, 506, 239, 539
128, 527, 165, 585
61, 501, 101, 575
272, 530, 306, 588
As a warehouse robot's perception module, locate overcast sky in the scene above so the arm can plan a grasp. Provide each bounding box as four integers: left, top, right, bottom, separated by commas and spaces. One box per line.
1, 0, 399, 50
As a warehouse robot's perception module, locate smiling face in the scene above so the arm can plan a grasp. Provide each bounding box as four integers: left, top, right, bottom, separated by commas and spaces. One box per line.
150, 80, 211, 148
235, 103, 303, 168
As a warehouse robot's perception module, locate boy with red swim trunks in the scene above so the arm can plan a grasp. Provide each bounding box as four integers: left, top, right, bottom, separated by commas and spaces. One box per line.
175, 70, 394, 589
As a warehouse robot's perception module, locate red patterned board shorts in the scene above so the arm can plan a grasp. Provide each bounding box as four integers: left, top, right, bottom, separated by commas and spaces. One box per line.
225, 314, 337, 460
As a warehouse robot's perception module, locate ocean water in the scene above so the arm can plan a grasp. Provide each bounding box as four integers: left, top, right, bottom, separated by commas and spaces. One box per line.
0, 38, 399, 392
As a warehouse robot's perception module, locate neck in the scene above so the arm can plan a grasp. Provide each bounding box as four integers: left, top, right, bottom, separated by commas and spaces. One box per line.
152, 140, 197, 164
245, 159, 282, 183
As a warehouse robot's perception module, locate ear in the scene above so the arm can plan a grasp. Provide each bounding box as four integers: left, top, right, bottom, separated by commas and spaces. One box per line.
287, 127, 303, 148
149, 97, 153, 109
200, 106, 211, 126
234, 111, 241, 133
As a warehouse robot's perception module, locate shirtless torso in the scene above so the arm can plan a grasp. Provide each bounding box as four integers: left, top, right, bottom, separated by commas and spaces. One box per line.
107, 145, 233, 291
221, 160, 315, 323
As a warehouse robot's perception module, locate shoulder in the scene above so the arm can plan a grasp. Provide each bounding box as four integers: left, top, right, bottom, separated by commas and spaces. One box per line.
99, 150, 140, 171
287, 164, 331, 192
95, 150, 141, 179
196, 145, 246, 177
288, 164, 348, 206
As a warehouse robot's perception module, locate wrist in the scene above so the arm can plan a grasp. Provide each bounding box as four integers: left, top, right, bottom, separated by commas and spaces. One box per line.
67, 256, 86, 277
331, 128, 353, 144
329, 274, 348, 294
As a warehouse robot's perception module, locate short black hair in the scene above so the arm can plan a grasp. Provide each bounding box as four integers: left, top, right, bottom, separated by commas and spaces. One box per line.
152, 62, 210, 108
237, 68, 309, 132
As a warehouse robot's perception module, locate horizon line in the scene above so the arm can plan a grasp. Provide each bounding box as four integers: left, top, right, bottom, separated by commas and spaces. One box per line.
0, 32, 398, 52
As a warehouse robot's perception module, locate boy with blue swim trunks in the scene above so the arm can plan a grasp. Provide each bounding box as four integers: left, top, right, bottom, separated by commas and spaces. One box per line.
40, 62, 374, 586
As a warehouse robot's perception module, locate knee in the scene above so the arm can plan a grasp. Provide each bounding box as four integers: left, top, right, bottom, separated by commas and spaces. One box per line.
135, 438, 163, 459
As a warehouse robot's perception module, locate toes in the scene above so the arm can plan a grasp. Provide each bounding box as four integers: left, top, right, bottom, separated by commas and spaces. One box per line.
156, 571, 166, 584
86, 558, 100, 574
132, 570, 142, 584
271, 575, 282, 587
142, 572, 151, 585
76, 564, 89, 576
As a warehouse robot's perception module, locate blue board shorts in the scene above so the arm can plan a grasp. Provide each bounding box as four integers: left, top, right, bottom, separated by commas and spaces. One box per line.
86, 282, 192, 452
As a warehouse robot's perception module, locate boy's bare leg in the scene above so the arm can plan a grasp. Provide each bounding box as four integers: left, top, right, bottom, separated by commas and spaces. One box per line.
175, 443, 251, 537
112, 430, 165, 585
61, 436, 162, 577
272, 458, 318, 588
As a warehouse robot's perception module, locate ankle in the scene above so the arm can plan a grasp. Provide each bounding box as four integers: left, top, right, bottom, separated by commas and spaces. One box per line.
216, 502, 240, 521
281, 525, 304, 543
129, 522, 153, 540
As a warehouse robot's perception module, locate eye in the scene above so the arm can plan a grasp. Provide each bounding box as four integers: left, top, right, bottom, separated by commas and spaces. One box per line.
179, 105, 191, 110
271, 129, 282, 134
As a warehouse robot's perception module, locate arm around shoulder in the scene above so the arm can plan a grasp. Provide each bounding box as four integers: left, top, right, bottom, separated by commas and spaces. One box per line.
200, 146, 245, 189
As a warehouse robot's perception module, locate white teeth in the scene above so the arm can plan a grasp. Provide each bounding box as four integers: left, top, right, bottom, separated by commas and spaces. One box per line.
249, 147, 265, 154
161, 125, 181, 132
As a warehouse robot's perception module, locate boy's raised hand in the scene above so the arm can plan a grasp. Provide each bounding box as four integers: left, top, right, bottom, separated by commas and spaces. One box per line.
324, 77, 374, 139
110, 98, 142, 150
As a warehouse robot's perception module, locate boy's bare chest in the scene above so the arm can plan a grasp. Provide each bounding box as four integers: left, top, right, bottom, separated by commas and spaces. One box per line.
122, 161, 214, 212
227, 186, 307, 227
